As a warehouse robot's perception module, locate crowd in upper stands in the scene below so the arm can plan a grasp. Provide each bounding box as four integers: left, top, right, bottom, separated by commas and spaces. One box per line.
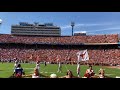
0, 34, 118, 44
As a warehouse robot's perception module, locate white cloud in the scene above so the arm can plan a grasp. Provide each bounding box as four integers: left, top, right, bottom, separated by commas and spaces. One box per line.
87, 32, 96, 35
61, 25, 71, 29
74, 31, 87, 33
61, 22, 116, 29
88, 27, 120, 33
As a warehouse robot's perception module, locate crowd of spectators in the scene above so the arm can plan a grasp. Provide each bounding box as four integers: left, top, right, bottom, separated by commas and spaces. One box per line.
0, 46, 120, 66
0, 34, 119, 66
0, 34, 118, 44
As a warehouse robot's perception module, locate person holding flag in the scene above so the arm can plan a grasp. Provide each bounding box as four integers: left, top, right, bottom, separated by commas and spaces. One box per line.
77, 62, 80, 77
76, 49, 89, 77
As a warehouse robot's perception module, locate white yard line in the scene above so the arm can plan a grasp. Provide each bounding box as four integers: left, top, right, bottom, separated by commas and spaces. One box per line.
24, 68, 34, 69
43, 72, 56, 73
28, 71, 56, 74
105, 74, 114, 76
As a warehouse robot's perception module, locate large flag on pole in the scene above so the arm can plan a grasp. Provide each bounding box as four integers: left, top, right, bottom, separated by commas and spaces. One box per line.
76, 49, 89, 62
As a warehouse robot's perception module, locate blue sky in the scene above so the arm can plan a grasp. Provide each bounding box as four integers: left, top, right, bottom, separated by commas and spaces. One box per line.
0, 12, 120, 36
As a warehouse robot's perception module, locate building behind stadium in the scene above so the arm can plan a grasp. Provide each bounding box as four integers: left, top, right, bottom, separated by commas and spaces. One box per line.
11, 22, 61, 36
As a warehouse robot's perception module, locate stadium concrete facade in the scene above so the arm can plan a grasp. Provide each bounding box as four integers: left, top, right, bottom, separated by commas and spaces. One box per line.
11, 22, 61, 36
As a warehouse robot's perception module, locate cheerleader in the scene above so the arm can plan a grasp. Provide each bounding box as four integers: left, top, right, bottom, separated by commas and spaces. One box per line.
32, 68, 40, 78
84, 65, 95, 78
99, 68, 105, 78
36, 61, 40, 71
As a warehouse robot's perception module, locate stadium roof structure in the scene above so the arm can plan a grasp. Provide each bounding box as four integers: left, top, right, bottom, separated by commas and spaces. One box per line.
0, 42, 119, 46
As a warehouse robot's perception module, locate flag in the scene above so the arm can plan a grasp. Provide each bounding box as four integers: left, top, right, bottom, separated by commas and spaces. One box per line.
76, 49, 89, 62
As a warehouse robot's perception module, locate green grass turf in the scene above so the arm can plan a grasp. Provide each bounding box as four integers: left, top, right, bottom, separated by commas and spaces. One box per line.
0, 63, 120, 78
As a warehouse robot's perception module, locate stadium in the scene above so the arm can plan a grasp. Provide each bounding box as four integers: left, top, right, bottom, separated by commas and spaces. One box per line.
0, 21, 120, 78
0, 28, 120, 78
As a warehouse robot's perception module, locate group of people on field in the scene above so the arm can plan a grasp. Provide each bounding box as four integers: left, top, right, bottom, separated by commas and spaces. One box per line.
12, 60, 47, 78
56, 60, 105, 78
11, 59, 105, 78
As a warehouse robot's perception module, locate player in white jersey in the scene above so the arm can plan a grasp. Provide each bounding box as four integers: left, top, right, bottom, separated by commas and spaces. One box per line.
77, 62, 80, 77
57, 62, 62, 73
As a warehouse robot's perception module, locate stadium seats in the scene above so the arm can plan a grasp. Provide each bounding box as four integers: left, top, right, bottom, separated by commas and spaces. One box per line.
0, 34, 119, 65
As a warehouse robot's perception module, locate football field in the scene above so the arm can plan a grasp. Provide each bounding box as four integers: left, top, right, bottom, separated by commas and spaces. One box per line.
0, 63, 120, 78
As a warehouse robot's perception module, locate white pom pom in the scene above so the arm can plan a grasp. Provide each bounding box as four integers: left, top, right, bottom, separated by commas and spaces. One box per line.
50, 73, 57, 78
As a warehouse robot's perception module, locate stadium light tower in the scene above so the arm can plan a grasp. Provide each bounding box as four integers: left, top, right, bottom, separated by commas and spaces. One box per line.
71, 22, 75, 36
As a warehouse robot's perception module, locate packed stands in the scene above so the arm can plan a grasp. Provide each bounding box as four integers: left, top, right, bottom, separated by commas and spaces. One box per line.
0, 34, 118, 44
0, 34, 119, 66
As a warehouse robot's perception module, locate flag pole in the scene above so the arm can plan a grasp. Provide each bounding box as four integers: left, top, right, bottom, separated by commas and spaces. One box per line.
77, 51, 82, 77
